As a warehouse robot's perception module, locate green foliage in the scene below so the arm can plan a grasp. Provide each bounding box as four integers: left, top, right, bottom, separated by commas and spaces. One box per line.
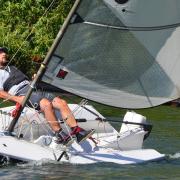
0, 0, 75, 76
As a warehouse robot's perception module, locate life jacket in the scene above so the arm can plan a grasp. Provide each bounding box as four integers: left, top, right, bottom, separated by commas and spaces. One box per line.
3, 66, 29, 91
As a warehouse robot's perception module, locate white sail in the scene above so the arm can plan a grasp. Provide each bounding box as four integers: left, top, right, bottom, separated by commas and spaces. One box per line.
0, 0, 166, 165
42, 0, 180, 108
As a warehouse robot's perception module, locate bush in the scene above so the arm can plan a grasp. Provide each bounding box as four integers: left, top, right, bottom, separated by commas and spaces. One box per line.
0, 0, 74, 77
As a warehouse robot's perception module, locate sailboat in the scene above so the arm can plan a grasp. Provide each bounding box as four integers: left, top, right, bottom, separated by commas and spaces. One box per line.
2, 0, 180, 164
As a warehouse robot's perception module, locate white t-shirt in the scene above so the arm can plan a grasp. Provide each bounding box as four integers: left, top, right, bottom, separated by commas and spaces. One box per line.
0, 67, 9, 90
0, 66, 29, 95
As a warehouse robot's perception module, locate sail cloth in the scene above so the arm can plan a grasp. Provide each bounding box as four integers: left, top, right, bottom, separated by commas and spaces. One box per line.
42, 0, 180, 109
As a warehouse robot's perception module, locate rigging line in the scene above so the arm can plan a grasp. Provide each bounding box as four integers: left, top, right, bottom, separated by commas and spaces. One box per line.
84, 21, 180, 31
138, 78, 153, 107
105, 119, 152, 127
6, 0, 57, 67
1, 0, 57, 106
64, 95, 105, 120
27, 108, 52, 135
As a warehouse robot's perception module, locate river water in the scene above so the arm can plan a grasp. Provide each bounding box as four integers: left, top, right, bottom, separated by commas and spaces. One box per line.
0, 105, 179, 180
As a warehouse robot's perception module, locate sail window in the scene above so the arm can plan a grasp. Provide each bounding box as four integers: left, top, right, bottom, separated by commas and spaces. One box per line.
115, 0, 129, 4
56, 69, 68, 79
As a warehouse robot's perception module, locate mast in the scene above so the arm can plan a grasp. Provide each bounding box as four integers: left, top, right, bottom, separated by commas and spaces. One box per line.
8, 0, 82, 133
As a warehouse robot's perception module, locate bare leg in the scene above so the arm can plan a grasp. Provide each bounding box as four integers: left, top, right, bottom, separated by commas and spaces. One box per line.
48, 97, 95, 144
39, 98, 61, 132
52, 97, 77, 128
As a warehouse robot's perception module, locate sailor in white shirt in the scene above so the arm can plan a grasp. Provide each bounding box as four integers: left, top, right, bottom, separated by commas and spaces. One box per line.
0, 47, 94, 146
0, 65, 29, 95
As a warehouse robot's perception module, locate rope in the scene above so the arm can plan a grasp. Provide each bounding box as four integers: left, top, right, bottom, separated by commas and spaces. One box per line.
6, 0, 57, 67
8, 0, 57, 65
0, 0, 58, 107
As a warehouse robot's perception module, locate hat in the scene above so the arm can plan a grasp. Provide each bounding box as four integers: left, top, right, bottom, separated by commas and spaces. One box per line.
0, 47, 8, 53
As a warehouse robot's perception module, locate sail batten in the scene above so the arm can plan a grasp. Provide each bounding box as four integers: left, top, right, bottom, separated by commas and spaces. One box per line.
84, 21, 180, 31
42, 0, 180, 109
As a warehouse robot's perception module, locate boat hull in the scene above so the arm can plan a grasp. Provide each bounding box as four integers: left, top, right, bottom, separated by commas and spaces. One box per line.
0, 136, 164, 165
0, 105, 165, 165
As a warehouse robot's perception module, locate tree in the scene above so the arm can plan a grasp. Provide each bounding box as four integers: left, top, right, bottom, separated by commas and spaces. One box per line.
0, 0, 74, 76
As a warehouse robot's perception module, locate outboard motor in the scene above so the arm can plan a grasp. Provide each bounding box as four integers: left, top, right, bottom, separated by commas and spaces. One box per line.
117, 111, 152, 150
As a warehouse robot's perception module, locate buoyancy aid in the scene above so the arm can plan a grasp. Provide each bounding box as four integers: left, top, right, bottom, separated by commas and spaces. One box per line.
3, 66, 29, 91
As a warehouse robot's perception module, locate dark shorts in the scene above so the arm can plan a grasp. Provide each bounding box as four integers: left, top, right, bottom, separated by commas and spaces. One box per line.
16, 85, 55, 110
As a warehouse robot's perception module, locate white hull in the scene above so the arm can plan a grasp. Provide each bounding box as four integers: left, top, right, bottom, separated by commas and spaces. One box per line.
0, 136, 164, 165
0, 104, 165, 164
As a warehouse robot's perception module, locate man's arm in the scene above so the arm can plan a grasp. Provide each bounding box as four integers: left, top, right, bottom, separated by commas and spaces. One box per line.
0, 90, 24, 104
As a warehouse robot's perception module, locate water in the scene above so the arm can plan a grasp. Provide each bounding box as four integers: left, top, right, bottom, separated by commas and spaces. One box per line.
0, 106, 180, 180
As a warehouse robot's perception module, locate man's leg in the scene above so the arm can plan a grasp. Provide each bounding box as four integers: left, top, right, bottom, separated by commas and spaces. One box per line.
39, 98, 60, 132
52, 97, 95, 143
51, 97, 77, 127
39, 98, 73, 145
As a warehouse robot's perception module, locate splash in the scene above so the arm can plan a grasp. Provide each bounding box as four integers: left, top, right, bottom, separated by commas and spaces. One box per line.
169, 152, 180, 159
17, 159, 62, 167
